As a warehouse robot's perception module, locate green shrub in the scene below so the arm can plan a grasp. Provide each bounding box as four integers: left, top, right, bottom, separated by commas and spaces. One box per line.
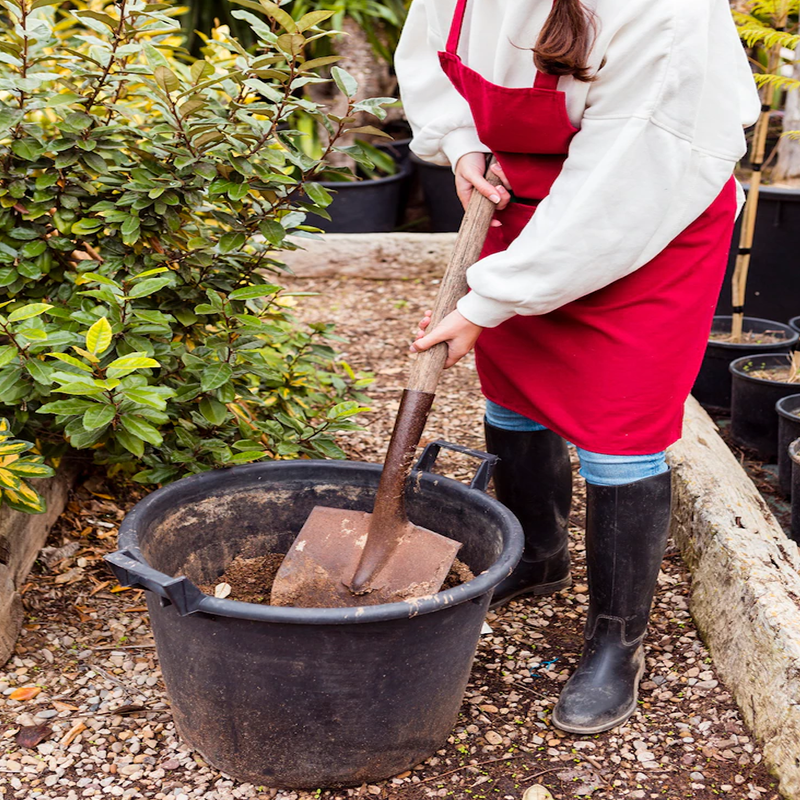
0, 0, 392, 503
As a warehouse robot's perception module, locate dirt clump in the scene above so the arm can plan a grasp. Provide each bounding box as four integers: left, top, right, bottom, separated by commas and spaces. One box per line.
201, 552, 475, 604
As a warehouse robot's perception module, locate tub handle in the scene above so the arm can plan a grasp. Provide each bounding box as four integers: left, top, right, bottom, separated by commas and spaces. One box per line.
414, 440, 498, 493
105, 549, 204, 617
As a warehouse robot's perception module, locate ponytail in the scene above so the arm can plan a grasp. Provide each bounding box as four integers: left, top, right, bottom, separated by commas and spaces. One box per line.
534, 0, 597, 82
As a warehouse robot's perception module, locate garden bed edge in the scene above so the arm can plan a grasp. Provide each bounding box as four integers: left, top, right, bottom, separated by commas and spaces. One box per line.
669, 397, 800, 800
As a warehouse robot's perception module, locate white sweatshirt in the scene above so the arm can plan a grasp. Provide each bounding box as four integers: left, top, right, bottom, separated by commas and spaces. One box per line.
395, 0, 761, 327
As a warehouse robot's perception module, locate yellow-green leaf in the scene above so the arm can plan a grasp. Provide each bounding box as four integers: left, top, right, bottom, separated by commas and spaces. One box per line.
85, 317, 112, 355
8, 303, 52, 323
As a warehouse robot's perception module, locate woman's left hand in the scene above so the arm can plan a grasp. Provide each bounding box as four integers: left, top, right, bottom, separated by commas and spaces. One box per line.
410, 309, 483, 368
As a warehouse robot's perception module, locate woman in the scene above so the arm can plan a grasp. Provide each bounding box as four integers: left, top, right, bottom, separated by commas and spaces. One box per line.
396, 0, 759, 734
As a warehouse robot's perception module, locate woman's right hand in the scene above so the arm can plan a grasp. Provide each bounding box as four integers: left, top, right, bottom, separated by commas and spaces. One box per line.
455, 153, 512, 220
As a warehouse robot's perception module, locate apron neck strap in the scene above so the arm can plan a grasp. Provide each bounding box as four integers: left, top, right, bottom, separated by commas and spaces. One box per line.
446, 0, 562, 92
534, 71, 560, 90
445, 0, 469, 54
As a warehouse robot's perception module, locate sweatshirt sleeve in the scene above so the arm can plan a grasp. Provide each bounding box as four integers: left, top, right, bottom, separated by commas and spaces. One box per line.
395, 0, 490, 169
457, 1, 756, 328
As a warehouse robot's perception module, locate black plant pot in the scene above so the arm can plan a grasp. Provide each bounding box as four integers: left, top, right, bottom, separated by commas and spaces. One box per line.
410, 152, 464, 232
790, 316, 800, 337
693, 316, 798, 413
305, 156, 413, 233
716, 185, 800, 323
791, 439, 800, 542
105, 444, 523, 789
730, 353, 800, 461
776, 395, 800, 497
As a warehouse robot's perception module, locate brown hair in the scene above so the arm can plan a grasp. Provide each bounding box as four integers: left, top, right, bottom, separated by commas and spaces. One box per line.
534, 0, 597, 82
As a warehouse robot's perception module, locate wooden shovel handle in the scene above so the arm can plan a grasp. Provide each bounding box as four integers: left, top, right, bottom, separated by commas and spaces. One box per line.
407, 159, 503, 394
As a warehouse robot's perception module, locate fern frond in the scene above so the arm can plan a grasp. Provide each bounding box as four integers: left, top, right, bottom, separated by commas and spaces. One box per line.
735, 18, 800, 51
754, 72, 800, 91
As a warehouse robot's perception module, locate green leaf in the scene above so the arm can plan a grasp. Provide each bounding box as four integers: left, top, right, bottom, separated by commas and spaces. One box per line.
331, 66, 358, 98
106, 353, 160, 379
82, 404, 115, 431
122, 386, 170, 410
304, 182, 332, 207
127, 276, 173, 298
115, 428, 144, 457
199, 396, 228, 426
229, 284, 280, 301
200, 363, 233, 392
218, 232, 246, 254
86, 316, 113, 355
38, 399, 96, 415
0, 346, 17, 368
26, 358, 53, 385
8, 303, 52, 322
120, 415, 163, 446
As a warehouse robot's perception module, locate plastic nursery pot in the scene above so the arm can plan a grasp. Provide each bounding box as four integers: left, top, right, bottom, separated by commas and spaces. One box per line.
105, 441, 523, 789
693, 317, 798, 413
304, 155, 413, 234
791, 439, 800, 542
776, 395, 800, 497
790, 316, 800, 339
729, 353, 800, 461
717, 185, 800, 323
410, 152, 464, 232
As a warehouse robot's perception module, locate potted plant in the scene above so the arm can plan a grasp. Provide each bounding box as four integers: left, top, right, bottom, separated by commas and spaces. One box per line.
730, 352, 800, 460
714, 1, 800, 323
776, 394, 800, 496
695, 1, 800, 410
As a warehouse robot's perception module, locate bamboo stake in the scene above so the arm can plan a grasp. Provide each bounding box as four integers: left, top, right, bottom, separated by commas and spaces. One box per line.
731, 7, 788, 342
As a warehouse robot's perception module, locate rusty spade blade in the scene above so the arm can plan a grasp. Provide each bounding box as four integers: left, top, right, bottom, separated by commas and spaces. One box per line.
270, 161, 502, 609
269, 506, 461, 608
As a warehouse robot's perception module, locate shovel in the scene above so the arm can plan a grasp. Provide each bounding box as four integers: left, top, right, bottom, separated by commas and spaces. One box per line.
270, 160, 503, 608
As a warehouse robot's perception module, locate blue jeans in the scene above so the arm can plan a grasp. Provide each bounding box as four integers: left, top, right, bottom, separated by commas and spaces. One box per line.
485, 400, 668, 487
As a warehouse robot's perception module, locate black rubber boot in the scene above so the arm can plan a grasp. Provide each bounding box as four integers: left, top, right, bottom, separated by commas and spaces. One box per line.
552, 469, 672, 734
485, 422, 572, 610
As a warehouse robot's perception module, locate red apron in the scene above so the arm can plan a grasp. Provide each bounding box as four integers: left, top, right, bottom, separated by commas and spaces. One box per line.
438, 0, 737, 455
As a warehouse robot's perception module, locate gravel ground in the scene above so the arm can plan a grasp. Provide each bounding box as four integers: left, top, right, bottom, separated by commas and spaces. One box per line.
0, 276, 781, 800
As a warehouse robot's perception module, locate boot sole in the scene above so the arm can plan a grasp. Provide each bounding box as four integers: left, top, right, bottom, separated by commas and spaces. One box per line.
489, 574, 572, 611
551, 656, 646, 735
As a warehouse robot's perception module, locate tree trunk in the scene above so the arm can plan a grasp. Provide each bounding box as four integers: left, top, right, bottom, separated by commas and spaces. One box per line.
773, 44, 800, 185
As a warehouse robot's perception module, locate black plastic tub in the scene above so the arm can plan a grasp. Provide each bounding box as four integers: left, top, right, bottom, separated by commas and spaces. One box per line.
777, 395, 800, 497
790, 316, 800, 338
730, 354, 800, 461
693, 317, 798, 413
410, 153, 464, 232
105, 442, 523, 789
716, 185, 800, 323
792, 440, 800, 542
305, 155, 413, 233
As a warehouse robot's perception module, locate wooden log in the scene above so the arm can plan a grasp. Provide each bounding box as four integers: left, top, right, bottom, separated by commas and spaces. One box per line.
0, 460, 78, 665
669, 398, 800, 800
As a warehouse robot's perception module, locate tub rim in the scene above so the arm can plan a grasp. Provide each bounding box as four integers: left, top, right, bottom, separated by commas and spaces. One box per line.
112, 458, 524, 625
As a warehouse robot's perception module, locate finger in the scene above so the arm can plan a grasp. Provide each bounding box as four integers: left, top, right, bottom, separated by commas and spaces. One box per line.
465, 172, 503, 205
410, 325, 452, 353
490, 161, 513, 191
490, 219, 502, 227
